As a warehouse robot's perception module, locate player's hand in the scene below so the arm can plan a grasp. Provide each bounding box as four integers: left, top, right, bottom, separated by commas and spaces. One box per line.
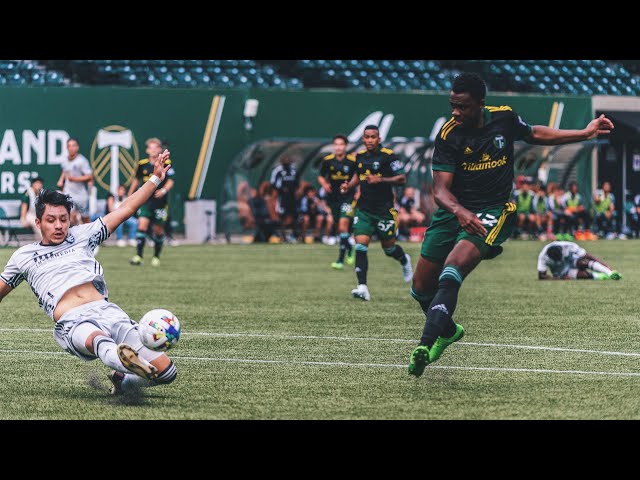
154, 188, 166, 198
584, 114, 614, 139
456, 208, 488, 237
365, 174, 381, 184
56, 181, 64, 188
153, 150, 171, 181
324, 184, 332, 194
340, 181, 350, 194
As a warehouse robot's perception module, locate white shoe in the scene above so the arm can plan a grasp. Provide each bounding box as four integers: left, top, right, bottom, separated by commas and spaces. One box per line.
351, 284, 371, 301
402, 253, 413, 282
128, 239, 137, 247
116, 239, 127, 248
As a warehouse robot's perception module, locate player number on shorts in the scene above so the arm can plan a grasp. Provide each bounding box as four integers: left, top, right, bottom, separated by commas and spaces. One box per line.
377, 220, 395, 232
476, 212, 497, 227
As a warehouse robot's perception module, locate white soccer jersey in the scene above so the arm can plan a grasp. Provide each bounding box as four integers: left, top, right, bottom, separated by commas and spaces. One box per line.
61, 154, 92, 197
537, 240, 587, 278
0, 218, 110, 320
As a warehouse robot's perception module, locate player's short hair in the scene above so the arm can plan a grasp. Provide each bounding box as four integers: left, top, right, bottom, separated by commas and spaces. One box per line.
333, 134, 348, 144
364, 124, 379, 132
31, 176, 44, 185
303, 184, 316, 196
145, 137, 162, 147
35, 189, 74, 220
547, 245, 562, 262
67, 137, 79, 146
452, 72, 487, 102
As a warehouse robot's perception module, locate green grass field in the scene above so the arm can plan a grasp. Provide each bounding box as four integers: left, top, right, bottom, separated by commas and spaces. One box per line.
1, 239, 639, 419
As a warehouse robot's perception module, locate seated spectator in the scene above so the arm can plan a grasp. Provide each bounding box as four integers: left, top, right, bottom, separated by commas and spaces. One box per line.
548, 186, 571, 240
237, 181, 255, 230
562, 181, 596, 240
531, 182, 552, 240
397, 187, 426, 238
107, 185, 138, 247
250, 181, 280, 243
20, 176, 44, 241
513, 180, 537, 239
299, 185, 333, 244
626, 193, 640, 239
592, 181, 617, 239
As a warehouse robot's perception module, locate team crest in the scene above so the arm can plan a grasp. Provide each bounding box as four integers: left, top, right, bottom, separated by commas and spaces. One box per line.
66, 234, 75, 244
372, 161, 380, 170
343, 165, 349, 172
493, 135, 506, 149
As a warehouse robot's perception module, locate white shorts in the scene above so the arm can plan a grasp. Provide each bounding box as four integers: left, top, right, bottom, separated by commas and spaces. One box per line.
53, 300, 143, 361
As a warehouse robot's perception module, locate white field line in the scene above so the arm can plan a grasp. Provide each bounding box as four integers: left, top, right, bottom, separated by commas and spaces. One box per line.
0, 348, 638, 378
1, 328, 640, 358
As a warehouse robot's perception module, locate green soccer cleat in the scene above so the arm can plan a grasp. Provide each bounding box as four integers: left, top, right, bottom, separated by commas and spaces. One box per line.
331, 262, 344, 270
592, 272, 609, 280
151, 256, 161, 267
129, 255, 143, 266
609, 270, 622, 280
346, 249, 355, 266
429, 323, 465, 364
408, 345, 431, 377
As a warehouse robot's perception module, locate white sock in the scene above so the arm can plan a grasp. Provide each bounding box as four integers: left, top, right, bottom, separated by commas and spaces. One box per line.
121, 374, 153, 391
588, 260, 612, 275
93, 336, 129, 375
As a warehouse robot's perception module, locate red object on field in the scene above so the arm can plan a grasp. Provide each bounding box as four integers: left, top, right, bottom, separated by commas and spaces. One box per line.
409, 226, 427, 242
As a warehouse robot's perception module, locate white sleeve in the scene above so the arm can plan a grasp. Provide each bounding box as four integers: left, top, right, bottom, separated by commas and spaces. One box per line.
571, 244, 587, 258
0, 252, 24, 288
81, 157, 93, 175
71, 217, 110, 246
537, 250, 548, 272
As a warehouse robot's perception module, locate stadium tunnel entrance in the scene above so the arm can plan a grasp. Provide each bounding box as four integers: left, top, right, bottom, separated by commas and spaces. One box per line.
219, 137, 599, 236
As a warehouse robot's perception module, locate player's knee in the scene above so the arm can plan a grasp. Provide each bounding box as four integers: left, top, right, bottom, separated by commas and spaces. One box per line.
85, 330, 108, 353
154, 362, 177, 385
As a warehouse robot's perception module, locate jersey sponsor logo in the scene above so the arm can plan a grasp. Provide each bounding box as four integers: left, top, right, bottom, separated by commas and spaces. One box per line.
90, 125, 140, 194
464, 147, 474, 155
493, 134, 506, 149
461, 155, 508, 171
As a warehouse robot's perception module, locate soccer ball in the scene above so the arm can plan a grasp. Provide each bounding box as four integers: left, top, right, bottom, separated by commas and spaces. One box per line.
139, 309, 181, 352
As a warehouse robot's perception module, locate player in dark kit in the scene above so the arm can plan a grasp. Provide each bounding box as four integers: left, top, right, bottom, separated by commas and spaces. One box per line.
408, 72, 614, 376
340, 125, 412, 301
318, 134, 357, 270
128, 138, 175, 267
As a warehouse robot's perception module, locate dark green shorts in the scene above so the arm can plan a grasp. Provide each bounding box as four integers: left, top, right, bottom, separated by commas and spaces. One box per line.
330, 201, 355, 221
138, 204, 169, 226
352, 207, 398, 238
420, 203, 516, 262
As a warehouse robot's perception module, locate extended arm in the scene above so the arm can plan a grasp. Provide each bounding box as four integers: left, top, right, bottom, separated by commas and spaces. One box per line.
66, 173, 93, 182
317, 175, 331, 194
154, 178, 174, 199
103, 150, 171, 233
0, 280, 13, 303
56, 171, 65, 189
433, 170, 487, 237
528, 114, 614, 145
365, 174, 406, 185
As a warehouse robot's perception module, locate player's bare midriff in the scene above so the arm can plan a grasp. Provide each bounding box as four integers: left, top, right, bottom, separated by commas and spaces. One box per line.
53, 281, 105, 322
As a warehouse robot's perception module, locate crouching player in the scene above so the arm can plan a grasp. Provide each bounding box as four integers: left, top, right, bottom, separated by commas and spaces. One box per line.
538, 240, 622, 280
0, 150, 177, 395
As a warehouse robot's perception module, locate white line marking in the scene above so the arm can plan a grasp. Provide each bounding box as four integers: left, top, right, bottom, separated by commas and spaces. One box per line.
2, 328, 640, 358
0, 348, 638, 378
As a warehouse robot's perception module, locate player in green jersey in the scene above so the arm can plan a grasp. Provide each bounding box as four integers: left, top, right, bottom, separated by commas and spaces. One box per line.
408, 72, 614, 376
340, 125, 412, 301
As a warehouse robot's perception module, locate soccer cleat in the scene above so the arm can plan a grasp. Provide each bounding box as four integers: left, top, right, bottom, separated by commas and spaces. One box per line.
107, 370, 126, 395
345, 249, 355, 265
151, 256, 160, 267
129, 255, 143, 266
609, 270, 623, 280
402, 253, 413, 282
331, 262, 344, 270
117, 343, 158, 380
351, 284, 371, 301
429, 323, 465, 364
408, 345, 431, 377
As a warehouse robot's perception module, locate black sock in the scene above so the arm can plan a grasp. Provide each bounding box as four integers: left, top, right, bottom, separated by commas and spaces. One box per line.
338, 233, 349, 263
419, 268, 462, 347
153, 234, 165, 258
410, 287, 436, 317
355, 245, 368, 285
383, 244, 408, 265
136, 231, 146, 257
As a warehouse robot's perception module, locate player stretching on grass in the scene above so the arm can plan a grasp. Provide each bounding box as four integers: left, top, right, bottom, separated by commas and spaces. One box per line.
0, 150, 177, 395
408, 72, 614, 376
537, 240, 622, 280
